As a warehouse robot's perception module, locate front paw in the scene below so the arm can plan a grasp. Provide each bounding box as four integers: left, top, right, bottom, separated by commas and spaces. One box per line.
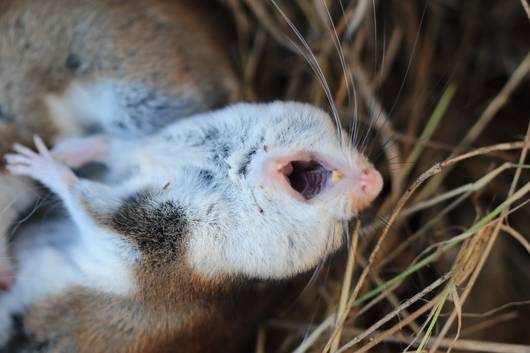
51, 135, 108, 168
5, 136, 77, 195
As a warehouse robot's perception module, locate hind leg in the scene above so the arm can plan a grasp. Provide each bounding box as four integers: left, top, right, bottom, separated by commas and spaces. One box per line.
0, 217, 82, 347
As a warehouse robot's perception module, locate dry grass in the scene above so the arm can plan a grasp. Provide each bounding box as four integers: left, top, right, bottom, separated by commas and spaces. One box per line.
223, 1, 530, 352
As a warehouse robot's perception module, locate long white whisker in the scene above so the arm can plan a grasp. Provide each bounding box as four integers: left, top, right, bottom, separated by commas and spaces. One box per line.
359, 29, 388, 156
371, 0, 378, 77
359, 1, 428, 164
7, 192, 50, 238
386, 0, 429, 120
336, 2, 363, 150
317, 0, 358, 152
269, 0, 343, 145
356, 0, 384, 154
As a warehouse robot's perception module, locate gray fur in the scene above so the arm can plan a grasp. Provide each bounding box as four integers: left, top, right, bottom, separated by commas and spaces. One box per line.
1, 102, 383, 351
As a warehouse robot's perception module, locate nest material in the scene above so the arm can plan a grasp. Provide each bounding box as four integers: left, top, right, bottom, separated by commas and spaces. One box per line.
224, 1, 530, 352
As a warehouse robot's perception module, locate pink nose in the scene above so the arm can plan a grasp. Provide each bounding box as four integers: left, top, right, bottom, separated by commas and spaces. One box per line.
360, 168, 383, 195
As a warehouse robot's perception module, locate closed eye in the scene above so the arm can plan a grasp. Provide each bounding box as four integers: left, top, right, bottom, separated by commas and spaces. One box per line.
238, 147, 258, 176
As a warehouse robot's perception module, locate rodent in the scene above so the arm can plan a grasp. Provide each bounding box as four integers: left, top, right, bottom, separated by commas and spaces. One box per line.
1, 102, 383, 353
0, 0, 239, 290
0, 1, 384, 352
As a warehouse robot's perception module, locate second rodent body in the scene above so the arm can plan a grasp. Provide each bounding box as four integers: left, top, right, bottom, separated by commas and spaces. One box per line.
0, 0, 239, 289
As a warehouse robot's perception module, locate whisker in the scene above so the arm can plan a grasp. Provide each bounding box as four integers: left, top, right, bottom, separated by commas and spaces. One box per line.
337, 4, 363, 150
270, 0, 343, 145
7, 191, 53, 240
317, 0, 359, 151
385, 0, 429, 120
355, 2, 428, 177
371, 0, 378, 78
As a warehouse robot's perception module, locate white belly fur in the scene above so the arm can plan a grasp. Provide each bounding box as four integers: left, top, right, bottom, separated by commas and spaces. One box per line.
0, 212, 135, 344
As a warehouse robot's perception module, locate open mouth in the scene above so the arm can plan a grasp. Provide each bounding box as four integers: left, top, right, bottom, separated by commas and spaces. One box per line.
279, 160, 339, 200
261, 152, 383, 209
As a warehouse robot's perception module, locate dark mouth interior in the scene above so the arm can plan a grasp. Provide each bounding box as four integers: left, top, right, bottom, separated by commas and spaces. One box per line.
285, 160, 332, 200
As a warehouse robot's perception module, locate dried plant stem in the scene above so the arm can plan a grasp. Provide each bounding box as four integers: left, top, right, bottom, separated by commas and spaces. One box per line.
272, 311, 527, 353
385, 331, 530, 353
344, 186, 530, 353
243, 29, 267, 101
377, 162, 513, 268
415, 280, 453, 353
377, 191, 470, 269
398, 84, 457, 184
403, 163, 511, 216
334, 272, 452, 353
521, 0, 530, 19
319, 197, 514, 352
389, 131, 453, 151
417, 52, 530, 201
427, 123, 530, 353
319, 141, 527, 353
349, 299, 438, 353
501, 224, 530, 254
330, 222, 359, 352
373, 28, 403, 89
292, 315, 336, 353
461, 300, 530, 319
345, 0, 370, 37
254, 326, 266, 353
461, 312, 518, 336
362, 162, 513, 238
244, 0, 295, 51
356, 254, 421, 333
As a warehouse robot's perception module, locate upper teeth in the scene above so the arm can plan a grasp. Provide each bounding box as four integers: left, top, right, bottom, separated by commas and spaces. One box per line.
331, 170, 343, 183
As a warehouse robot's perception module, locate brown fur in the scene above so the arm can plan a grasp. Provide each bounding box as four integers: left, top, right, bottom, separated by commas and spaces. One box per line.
10, 178, 268, 353
0, 0, 240, 294
23, 261, 268, 353
0, 0, 238, 163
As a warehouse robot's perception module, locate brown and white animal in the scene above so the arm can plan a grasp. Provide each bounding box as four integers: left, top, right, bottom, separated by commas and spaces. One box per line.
0, 1, 384, 352
0, 0, 239, 288
2, 102, 383, 353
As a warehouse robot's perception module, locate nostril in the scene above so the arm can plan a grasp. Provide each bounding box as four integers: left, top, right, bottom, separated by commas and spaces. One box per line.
359, 168, 382, 194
